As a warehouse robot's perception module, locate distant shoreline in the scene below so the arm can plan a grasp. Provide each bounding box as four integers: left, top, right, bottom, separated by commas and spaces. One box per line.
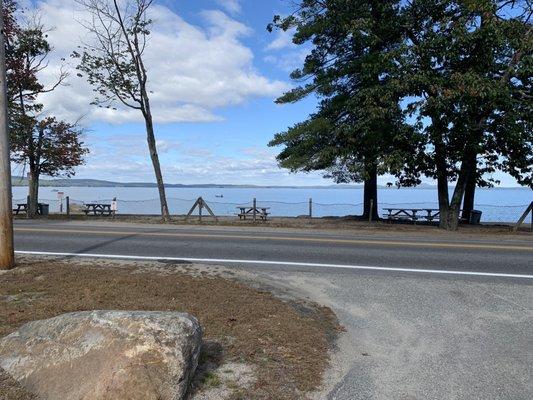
10, 177, 529, 190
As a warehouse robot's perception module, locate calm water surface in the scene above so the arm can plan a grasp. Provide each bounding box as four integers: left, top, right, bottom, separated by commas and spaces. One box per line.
11, 186, 532, 222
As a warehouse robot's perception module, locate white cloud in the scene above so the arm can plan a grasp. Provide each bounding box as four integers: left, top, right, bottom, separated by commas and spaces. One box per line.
264, 28, 310, 73
215, 0, 241, 15
30, 0, 288, 125
70, 134, 324, 185
266, 29, 295, 51
264, 48, 309, 73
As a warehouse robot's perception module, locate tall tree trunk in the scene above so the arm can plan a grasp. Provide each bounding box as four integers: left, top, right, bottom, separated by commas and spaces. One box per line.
362, 164, 379, 221
444, 124, 483, 231
434, 139, 450, 229
443, 154, 476, 231
112, 0, 170, 221
143, 110, 170, 221
27, 168, 39, 219
446, 188, 465, 231
462, 159, 477, 223
27, 125, 45, 219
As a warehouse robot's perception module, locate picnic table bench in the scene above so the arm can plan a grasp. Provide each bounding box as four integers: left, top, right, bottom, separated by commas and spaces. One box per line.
237, 206, 270, 221
13, 203, 48, 215
384, 208, 443, 222
84, 203, 113, 216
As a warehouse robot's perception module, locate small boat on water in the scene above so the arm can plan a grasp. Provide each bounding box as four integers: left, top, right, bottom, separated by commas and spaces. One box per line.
215, 194, 224, 198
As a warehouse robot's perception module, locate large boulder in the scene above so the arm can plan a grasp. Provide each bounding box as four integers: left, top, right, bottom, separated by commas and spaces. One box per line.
0, 310, 202, 400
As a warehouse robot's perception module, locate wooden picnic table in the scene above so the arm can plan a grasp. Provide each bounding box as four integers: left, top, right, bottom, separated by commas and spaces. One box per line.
84, 203, 113, 216
13, 203, 48, 215
384, 208, 443, 222
237, 206, 270, 221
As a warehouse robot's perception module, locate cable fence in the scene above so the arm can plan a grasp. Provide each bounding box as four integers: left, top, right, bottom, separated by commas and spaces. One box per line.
12, 195, 531, 224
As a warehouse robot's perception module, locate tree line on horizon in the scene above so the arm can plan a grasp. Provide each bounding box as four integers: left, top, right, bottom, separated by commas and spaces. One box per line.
3, 0, 532, 230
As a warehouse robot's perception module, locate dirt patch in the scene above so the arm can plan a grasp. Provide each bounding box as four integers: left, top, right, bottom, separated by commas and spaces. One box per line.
0, 257, 340, 400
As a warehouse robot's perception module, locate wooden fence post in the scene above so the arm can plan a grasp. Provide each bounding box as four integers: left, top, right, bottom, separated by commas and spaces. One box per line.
309, 198, 313, 218
66, 196, 70, 216
186, 197, 217, 222
198, 197, 203, 221
513, 202, 533, 232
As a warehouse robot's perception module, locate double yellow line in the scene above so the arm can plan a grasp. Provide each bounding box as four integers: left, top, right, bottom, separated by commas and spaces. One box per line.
14, 227, 533, 252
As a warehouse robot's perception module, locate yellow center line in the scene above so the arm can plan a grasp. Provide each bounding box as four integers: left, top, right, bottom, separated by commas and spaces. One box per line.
14, 227, 533, 252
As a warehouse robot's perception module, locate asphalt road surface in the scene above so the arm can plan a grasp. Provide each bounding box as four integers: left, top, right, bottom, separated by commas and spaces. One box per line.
13, 220, 533, 400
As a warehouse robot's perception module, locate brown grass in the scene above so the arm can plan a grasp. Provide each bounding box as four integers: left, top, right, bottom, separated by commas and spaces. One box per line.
0, 258, 340, 400
31, 213, 531, 237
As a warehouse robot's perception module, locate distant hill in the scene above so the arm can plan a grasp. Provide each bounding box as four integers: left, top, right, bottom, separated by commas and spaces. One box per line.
11, 177, 526, 190
11, 176, 366, 189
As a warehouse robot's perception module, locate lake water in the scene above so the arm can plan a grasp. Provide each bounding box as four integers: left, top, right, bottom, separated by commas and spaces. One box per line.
11, 186, 532, 223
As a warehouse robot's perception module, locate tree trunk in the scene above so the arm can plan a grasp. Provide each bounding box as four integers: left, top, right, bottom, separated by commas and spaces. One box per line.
143, 111, 170, 221
461, 176, 476, 223
434, 140, 450, 230
362, 164, 379, 221
442, 155, 475, 231
437, 174, 450, 229
27, 169, 39, 219
443, 124, 482, 231
462, 164, 476, 223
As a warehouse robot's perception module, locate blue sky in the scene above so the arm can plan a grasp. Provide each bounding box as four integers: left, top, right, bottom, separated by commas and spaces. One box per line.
12, 0, 522, 187
11, 0, 329, 185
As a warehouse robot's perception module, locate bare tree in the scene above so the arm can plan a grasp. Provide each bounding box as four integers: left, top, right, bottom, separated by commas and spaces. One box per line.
74, 0, 170, 220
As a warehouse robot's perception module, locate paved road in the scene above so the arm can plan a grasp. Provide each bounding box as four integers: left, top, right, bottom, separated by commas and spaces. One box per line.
12, 220, 533, 399
12, 219, 533, 275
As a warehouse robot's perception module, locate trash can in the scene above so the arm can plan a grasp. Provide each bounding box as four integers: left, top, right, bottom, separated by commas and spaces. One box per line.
39, 204, 50, 216
469, 210, 482, 225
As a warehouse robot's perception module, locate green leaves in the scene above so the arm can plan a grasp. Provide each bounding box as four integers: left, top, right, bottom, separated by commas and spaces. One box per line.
10, 117, 88, 177
401, 0, 532, 188
269, 1, 530, 226
4, 0, 88, 180
74, 46, 142, 109
269, 0, 420, 185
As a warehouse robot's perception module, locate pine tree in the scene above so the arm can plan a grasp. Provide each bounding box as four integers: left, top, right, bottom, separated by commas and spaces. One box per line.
269, 0, 421, 220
